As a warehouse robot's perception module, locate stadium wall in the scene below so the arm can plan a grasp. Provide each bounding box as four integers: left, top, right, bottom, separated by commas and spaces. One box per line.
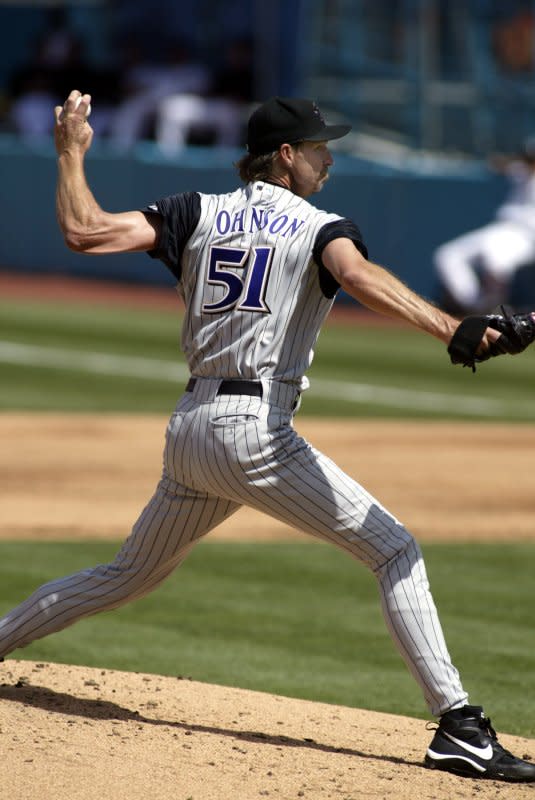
0, 136, 507, 301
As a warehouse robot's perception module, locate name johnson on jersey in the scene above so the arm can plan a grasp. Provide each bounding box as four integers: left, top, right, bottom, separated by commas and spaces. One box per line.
215, 205, 306, 239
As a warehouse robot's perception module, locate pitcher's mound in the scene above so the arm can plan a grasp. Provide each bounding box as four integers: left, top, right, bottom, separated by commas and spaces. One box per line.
1, 660, 533, 799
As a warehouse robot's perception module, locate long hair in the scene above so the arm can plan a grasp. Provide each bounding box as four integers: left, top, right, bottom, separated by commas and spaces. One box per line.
235, 151, 278, 183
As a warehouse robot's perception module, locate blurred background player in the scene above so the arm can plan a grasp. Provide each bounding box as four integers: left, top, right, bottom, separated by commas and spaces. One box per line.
433, 137, 535, 314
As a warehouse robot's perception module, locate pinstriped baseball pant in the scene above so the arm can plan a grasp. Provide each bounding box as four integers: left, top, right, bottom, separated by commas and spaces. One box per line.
0, 378, 468, 716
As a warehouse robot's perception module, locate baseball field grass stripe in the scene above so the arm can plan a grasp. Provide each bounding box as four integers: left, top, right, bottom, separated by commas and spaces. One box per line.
310, 377, 508, 415
0, 340, 190, 382
0, 339, 527, 417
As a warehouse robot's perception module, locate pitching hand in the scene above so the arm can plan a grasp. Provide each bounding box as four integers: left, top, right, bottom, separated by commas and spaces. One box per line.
54, 90, 93, 156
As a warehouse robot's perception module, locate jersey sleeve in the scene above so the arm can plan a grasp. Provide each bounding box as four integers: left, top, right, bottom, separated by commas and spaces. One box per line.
312, 218, 368, 298
141, 191, 201, 280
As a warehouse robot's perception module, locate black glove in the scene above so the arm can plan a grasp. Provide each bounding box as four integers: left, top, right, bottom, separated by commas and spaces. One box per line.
448, 308, 535, 371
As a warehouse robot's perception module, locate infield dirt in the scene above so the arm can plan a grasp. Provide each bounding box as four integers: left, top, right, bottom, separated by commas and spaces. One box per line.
2, 413, 535, 543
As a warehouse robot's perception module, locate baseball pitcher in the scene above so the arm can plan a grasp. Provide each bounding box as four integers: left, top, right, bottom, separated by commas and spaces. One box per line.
1, 91, 534, 782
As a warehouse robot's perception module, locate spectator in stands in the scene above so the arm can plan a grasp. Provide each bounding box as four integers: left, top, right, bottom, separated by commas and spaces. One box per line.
491, 6, 535, 73
7, 8, 79, 139
433, 138, 535, 314
155, 37, 255, 153
108, 39, 211, 150
8, 7, 119, 140
8, 65, 58, 141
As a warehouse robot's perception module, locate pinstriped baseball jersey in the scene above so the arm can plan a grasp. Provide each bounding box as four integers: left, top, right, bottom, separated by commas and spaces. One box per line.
145, 182, 366, 388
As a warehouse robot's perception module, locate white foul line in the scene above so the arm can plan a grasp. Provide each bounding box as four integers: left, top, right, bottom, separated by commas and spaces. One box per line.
0, 340, 189, 382
311, 377, 505, 414
0, 339, 525, 417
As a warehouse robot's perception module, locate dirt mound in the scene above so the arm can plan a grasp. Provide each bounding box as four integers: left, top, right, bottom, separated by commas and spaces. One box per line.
1, 660, 533, 800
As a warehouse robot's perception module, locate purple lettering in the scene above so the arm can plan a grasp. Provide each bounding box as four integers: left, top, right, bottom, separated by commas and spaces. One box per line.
269, 215, 288, 234
216, 210, 231, 235
250, 207, 265, 232
231, 208, 246, 232
283, 218, 306, 237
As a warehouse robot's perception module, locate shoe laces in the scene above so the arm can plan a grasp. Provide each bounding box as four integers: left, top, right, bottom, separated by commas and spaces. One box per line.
478, 713, 497, 740
477, 715, 517, 761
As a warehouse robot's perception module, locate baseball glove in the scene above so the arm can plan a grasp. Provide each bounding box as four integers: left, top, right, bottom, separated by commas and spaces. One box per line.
448, 308, 535, 371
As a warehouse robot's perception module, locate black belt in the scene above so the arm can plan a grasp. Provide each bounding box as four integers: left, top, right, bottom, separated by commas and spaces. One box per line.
186, 378, 262, 398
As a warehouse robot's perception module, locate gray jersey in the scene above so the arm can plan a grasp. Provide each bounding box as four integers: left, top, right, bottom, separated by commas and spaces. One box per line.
145, 182, 366, 389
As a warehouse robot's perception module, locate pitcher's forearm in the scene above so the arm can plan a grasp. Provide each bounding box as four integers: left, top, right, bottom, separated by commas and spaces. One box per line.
56, 150, 104, 250
56, 151, 158, 254
54, 91, 159, 254
341, 259, 459, 344
322, 237, 459, 343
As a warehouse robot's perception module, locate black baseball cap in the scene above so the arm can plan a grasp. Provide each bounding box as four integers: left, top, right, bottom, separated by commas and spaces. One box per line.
246, 97, 351, 156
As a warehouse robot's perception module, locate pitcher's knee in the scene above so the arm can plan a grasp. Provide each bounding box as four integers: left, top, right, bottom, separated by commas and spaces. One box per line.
375, 537, 424, 582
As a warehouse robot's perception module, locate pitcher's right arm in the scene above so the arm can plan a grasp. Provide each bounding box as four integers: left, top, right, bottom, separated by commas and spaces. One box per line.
55, 90, 160, 255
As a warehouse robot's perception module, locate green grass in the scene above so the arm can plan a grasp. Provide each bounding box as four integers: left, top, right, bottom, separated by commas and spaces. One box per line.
0, 300, 184, 412
1, 298, 535, 418
1, 539, 534, 738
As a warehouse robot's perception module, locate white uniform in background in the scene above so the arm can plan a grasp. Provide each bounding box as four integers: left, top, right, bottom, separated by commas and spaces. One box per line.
434, 161, 535, 313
